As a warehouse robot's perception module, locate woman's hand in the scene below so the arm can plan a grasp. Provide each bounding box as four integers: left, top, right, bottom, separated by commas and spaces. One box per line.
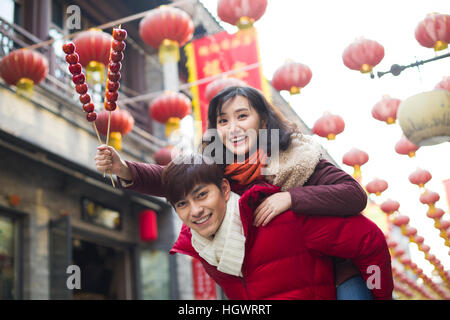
94, 144, 132, 180
253, 192, 292, 227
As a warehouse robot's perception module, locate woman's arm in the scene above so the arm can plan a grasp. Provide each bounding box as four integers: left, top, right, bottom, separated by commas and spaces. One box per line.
253, 159, 367, 226
288, 159, 367, 216
95, 145, 165, 197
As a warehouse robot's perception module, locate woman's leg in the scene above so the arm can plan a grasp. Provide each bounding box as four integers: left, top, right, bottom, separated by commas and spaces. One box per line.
336, 275, 374, 300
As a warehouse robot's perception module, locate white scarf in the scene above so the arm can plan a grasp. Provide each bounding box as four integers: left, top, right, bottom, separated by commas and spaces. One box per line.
191, 192, 245, 277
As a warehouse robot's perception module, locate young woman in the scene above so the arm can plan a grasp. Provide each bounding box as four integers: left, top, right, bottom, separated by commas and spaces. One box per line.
95, 86, 373, 299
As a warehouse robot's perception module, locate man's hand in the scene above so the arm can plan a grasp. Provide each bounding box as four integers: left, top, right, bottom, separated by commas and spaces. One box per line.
253, 192, 292, 227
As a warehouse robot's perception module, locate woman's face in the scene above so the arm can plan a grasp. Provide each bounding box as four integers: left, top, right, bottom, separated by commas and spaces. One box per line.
215, 95, 264, 156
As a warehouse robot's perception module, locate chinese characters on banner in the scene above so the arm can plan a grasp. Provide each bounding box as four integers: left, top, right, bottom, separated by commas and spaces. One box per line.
185, 28, 271, 138
191, 258, 217, 300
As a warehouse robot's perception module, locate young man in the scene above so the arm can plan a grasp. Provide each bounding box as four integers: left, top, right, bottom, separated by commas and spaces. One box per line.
163, 153, 393, 300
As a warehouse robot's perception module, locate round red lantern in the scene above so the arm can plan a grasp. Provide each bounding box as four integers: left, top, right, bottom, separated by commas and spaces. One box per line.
408, 168, 432, 188
427, 208, 445, 219
312, 112, 345, 140
392, 215, 410, 227
380, 199, 400, 215
365, 178, 388, 196
342, 148, 369, 178
439, 220, 450, 231
149, 91, 191, 137
395, 135, 419, 158
420, 190, 440, 206
271, 61, 312, 95
400, 257, 411, 266
394, 248, 405, 257
404, 226, 417, 237
386, 239, 398, 248
205, 77, 247, 102
140, 210, 158, 241
342, 37, 385, 73
414, 235, 424, 244
415, 13, 450, 52
435, 76, 450, 92
421, 244, 430, 253
95, 109, 134, 151
72, 29, 112, 84
217, 0, 268, 29
371, 95, 401, 124
139, 6, 194, 63
0, 49, 48, 94
154, 146, 178, 166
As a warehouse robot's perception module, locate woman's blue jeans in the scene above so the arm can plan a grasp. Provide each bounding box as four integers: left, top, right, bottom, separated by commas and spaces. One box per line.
337, 275, 373, 300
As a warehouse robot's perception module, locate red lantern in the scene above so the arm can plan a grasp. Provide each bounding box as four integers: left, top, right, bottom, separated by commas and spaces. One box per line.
217, 0, 268, 29
154, 146, 177, 166
439, 220, 450, 231
380, 199, 400, 215
395, 136, 419, 158
404, 226, 417, 237
427, 208, 445, 219
140, 210, 158, 241
139, 6, 194, 63
420, 190, 440, 206
371, 95, 401, 124
342, 148, 369, 178
312, 112, 345, 140
392, 215, 410, 227
95, 109, 135, 136
408, 168, 432, 188
149, 92, 191, 124
271, 61, 312, 95
394, 248, 405, 257
365, 178, 388, 196
415, 13, 450, 52
435, 76, 450, 91
414, 235, 424, 244
342, 37, 385, 73
386, 239, 398, 248
421, 244, 430, 253
400, 257, 411, 266
0, 49, 48, 93
205, 77, 247, 102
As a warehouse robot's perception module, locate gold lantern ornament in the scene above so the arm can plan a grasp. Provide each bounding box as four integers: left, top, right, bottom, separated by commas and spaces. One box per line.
397, 90, 450, 146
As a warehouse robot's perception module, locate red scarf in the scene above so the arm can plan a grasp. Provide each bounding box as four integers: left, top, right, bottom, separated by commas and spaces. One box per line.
224, 149, 267, 185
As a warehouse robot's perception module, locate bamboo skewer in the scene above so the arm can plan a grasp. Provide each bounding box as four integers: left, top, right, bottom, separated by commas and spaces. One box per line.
93, 122, 115, 188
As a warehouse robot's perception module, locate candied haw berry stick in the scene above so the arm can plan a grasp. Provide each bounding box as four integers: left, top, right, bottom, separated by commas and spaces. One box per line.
63, 41, 115, 188
104, 26, 127, 152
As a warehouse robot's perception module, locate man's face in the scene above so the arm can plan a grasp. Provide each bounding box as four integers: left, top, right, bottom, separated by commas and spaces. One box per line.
173, 179, 231, 239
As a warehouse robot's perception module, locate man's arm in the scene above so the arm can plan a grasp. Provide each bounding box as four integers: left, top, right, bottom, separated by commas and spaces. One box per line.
304, 214, 393, 300
117, 160, 165, 197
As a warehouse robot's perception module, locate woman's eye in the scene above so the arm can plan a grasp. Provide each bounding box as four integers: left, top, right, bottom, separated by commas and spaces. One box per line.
217, 118, 227, 124
238, 114, 248, 119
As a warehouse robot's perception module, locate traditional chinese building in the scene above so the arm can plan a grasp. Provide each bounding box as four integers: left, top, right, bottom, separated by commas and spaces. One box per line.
0, 0, 333, 300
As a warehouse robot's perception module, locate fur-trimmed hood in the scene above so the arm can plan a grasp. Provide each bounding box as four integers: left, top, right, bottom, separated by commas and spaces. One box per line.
263, 133, 323, 191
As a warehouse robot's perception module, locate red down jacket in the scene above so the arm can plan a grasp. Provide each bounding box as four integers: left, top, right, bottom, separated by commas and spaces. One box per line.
170, 182, 393, 300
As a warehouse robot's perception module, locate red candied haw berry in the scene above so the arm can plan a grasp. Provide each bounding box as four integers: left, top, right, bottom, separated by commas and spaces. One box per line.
110, 51, 123, 63
72, 73, 86, 85
107, 81, 120, 92
69, 63, 82, 75
111, 40, 126, 52
83, 102, 95, 113
86, 112, 97, 122
75, 83, 88, 94
62, 42, 75, 54
108, 72, 121, 82
79, 93, 91, 104
105, 91, 118, 102
65, 52, 79, 64
109, 62, 122, 73
104, 100, 117, 111
112, 28, 127, 41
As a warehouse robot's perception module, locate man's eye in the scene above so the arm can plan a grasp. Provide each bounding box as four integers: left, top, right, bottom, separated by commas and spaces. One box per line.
176, 201, 186, 208
197, 191, 208, 199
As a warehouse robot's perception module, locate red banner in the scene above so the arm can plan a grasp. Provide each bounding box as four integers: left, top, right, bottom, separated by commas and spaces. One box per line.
185, 28, 270, 136
191, 258, 217, 300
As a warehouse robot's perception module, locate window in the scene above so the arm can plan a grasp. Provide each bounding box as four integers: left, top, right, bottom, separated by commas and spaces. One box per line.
140, 250, 170, 299
81, 198, 122, 231
0, 215, 17, 299
0, 0, 15, 24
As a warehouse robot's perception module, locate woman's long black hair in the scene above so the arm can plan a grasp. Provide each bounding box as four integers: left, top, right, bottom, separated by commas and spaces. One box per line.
203, 86, 299, 160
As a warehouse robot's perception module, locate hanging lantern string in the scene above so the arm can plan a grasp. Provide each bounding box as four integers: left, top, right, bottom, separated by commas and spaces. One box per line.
21, 0, 195, 51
